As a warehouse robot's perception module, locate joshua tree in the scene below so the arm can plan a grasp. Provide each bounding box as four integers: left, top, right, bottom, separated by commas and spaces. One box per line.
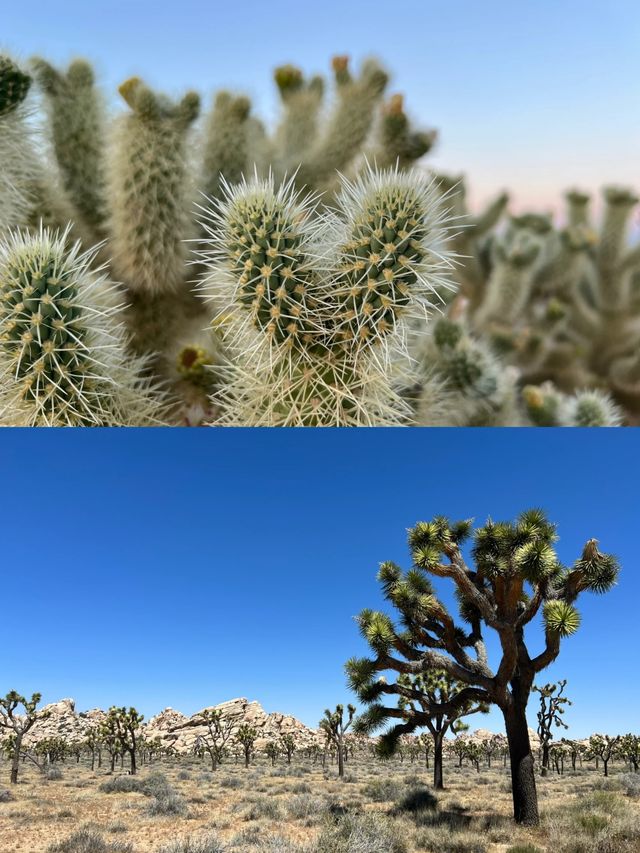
534, 679, 571, 776
280, 733, 296, 765
588, 734, 621, 777
353, 667, 487, 789
104, 707, 144, 775
319, 704, 355, 778
235, 725, 257, 768
619, 734, 640, 773
416, 733, 433, 768
265, 741, 280, 766
482, 734, 506, 768
198, 708, 234, 771
345, 510, 619, 825
463, 740, 483, 772
560, 738, 584, 771
0, 691, 46, 784
84, 727, 102, 771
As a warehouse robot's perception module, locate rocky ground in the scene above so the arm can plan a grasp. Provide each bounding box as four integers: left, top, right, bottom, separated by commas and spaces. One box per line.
0, 752, 639, 853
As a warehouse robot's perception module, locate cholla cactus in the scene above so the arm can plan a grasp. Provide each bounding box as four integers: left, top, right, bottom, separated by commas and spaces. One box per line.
108, 77, 200, 296
523, 383, 623, 427
0, 227, 166, 425
415, 316, 520, 426
202, 91, 251, 203
200, 165, 455, 425
31, 58, 107, 237
0, 56, 37, 233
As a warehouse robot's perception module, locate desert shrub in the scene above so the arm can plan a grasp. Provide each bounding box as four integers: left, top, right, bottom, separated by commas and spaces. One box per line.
291, 782, 312, 794
413, 828, 488, 853
505, 846, 544, 853
219, 776, 243, 789
178, 771, 191, 780
142, 772, 174, 799
46, 767, 64, 781
315, 812, 407, 853
47, 829, 133, 853
286, 794, 328, 820
394, 786, 437, 814
156, 834, 226, 853
0, 789, 13, 802
243, 795, 282, 821
99, 776, 145, 794
362, 777, 403, 802
617, 774, 640, 797
147, 792, 189, 816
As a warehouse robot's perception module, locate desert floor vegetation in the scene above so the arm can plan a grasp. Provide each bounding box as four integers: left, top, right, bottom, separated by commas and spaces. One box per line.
0, 752, 639, 853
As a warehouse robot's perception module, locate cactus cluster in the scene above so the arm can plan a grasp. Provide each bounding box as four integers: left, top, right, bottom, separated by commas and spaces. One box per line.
200, 166, 454, 425
0, 49, 637, 426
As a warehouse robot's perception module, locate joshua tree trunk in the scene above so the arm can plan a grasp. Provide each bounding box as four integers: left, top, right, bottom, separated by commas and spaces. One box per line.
541, 742, 550, 777
503, 702, 539, 826
603, 758, 610, 777
433, 735, 444, 790
130, 750, 137, 776
337, 739, 345, 778
10, 734, 22, 784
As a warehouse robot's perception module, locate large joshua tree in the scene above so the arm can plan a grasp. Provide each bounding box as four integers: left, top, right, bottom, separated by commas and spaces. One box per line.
345, 510, 619, 825
352, 668, 487, 789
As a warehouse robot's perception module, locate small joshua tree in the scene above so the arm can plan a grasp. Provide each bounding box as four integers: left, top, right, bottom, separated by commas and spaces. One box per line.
619, 734, 640, 773
109, 707, 144, 775
319, 704, 355, 778
235, 725, 257, 768
417, 732, 432, 767
534, 679, 571, 776
198, 708, 234, 771
352, 667, 487, 789
0, 691, 46, 784
463, 740, 483, 772
560, 738, 584, 771
84, 727, 102, 771
265, 741, 280, 766
280, 733, 296, 765
345, 510, 619, 825
588, 734, 621, 777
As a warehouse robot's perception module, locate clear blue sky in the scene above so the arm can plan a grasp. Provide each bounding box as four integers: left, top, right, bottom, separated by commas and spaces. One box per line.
2, 428, 637, 739
4, 1, 639, 216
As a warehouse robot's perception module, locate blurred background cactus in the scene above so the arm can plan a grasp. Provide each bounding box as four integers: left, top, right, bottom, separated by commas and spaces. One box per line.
0, 50, 638, 426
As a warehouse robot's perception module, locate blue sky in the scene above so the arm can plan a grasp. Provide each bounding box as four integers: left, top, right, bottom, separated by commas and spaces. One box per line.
3, 1, 639, 217
1, 428, 637, 738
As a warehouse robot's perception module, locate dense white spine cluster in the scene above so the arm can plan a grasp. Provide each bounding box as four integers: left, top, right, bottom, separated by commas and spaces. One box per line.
0, 227, 167, 425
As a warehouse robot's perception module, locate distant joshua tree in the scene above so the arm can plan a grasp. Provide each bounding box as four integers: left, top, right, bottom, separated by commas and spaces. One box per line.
353, 668, 487, 789
319, 704, 355, 778
280, 733, 297, 764
265, 741, 280, 765
533, 679, 571, 776
0, 691, 46, 784
619, 734, 640, 773
588, 734, 621, 777
199, 708, 234, 771
345, 510, 619, 825
235, 725, 258, 768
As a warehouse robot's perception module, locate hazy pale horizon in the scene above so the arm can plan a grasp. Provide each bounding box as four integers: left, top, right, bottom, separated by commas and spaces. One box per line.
4, 0, 639, 217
